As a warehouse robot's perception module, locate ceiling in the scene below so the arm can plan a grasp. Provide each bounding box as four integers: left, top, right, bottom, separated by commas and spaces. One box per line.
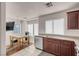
6, 2, 78, 20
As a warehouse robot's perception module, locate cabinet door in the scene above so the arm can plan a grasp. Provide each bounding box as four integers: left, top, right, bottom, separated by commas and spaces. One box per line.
43, 38, 61, 56
60, 45, 71, 56
67, 11, 78, 29
43, 38, 52, 53
51, 39, 61, 55
60, 40, 73, 56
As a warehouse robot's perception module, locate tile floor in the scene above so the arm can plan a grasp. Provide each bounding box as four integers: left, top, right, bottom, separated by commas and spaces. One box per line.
11, 44, 54, 56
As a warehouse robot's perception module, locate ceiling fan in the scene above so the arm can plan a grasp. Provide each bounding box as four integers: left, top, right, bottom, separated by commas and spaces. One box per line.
46, 2, 53, 7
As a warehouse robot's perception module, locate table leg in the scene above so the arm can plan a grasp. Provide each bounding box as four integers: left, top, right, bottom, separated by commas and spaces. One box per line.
10, 36, 13, 47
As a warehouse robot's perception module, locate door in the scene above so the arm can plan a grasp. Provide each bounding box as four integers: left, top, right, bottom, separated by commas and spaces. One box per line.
28, 24, 33, 36
34, 23, 38, 35
28, 23, 39, 43
28, 24, 34, 43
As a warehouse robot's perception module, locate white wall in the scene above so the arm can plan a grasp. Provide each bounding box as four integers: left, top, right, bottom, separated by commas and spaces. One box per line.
0, 2, 6, 56
21, 20, 28, 35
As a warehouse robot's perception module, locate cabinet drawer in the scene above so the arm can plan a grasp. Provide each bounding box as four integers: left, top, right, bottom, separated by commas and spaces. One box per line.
61, 40, 75, 46
44, 37, 60, 43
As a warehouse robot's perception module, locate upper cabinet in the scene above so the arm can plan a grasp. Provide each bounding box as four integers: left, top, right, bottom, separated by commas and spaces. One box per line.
67, 10, 79, 29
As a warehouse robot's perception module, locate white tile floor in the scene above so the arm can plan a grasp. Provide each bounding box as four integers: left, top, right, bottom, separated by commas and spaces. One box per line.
11, 44, 54, 56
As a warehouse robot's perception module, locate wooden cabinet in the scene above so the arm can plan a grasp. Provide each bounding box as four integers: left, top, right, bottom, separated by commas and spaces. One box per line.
51, 39, 60, 55
43, 39, 52, 53
60, 40, 75, 56
67, 10, 79, 29
43, 37, 76, 56
43, 38, 61, 55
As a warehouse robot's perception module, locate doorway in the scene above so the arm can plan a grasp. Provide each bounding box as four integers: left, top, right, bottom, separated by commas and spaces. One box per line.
27, 23, 39, 43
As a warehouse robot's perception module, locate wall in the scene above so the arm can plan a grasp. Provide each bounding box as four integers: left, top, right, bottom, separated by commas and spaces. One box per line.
39, 4, 79, 37
0, 2, 6, 56
21, 20, 28, 35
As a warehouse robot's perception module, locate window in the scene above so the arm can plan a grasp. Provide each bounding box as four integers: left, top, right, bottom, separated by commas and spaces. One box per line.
14, 24, 21, 34
28, 24, 33, 36
45, 20, 53, 34
34, 23, 38, 35
54, 19, 64, 35
27, 23, 39, 36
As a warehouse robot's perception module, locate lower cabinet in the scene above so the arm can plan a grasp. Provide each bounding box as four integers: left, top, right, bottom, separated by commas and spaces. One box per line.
43, 37, 76, 56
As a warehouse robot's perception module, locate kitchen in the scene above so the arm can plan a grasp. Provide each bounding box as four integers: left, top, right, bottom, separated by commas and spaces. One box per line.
34, 5, 79, 56
1, 2, 79, 56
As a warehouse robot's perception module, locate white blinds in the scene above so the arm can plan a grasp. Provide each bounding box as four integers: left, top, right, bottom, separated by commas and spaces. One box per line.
45, 20, 53, 34
54, 19, 64, 35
